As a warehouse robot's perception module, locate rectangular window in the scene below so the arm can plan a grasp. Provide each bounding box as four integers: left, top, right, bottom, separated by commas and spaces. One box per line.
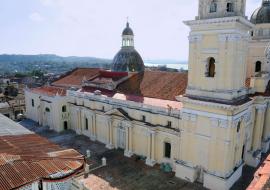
164, 142, 171, 158
85, 118, 88, 130
168, 121, 172, 127
142, 115, 146, 122
31, 99, 34, 107
227, 3, 233, 12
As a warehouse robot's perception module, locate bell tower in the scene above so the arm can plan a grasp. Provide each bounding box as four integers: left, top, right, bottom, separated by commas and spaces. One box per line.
197, 0, 246, 20
184, 0, 253, 104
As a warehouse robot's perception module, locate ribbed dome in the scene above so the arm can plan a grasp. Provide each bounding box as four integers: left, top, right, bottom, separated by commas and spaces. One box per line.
251, 0, 270, 24
122, 22, 134, 36
111, 47, 144, 72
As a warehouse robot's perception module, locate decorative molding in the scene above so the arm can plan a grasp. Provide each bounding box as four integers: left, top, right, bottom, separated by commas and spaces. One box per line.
188, 35, 202, 43
218, 34, 242, 42
244, 111, 252, 124
255, 104, 267, 113
184, 16, 254, 28
202, 48, 219, 54
182, 112, 197, 122
210, 118, 228, 128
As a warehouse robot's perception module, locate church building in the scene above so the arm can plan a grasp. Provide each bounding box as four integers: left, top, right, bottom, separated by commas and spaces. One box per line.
25, 1, 270, 189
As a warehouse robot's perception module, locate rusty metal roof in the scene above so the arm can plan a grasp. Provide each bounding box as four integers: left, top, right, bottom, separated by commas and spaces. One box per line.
0, 133, 84, 190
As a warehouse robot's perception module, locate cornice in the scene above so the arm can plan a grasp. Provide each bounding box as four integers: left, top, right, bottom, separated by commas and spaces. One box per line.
184, 16, 254, 28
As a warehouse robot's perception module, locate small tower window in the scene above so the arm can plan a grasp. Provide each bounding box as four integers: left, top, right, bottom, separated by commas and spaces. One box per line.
62, 105, 67, 112
255, 61, 262, 72
227, 3, 234, 12
206, 57, 216, 77
31, 99, 35, 107
210, 1, 217, 13
167, 121, 172, 127
45, 107, 50, 112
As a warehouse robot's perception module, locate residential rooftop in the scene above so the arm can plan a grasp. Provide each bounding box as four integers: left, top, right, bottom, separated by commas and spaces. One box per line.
0, 115, 84, 190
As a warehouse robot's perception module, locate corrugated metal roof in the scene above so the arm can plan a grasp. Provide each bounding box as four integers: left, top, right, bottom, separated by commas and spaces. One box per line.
0, 133, 84, 190
0, 114, 33, 136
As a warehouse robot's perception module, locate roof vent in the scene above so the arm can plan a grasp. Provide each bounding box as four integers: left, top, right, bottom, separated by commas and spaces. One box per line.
94, 90, 101, 95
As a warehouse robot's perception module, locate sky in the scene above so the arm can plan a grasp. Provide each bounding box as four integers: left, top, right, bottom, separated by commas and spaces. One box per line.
0, 0, 262, 61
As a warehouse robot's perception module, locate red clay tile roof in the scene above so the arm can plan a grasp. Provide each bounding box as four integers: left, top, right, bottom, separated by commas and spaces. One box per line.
52, 68, 188, 100
116, 71, 188, 101
0, 134, 84, 190
31, 86, 66, 97
78, 174, 118, 190
52, 68, 100, 87
247, 155, 270, 190
81, 87, 183, 110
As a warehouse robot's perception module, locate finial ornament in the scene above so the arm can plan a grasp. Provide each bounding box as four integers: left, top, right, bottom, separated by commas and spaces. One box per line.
126, 17, 129, 27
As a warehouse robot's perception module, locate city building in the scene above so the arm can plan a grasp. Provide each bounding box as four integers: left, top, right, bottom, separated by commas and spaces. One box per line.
25, 1, 270, 189
0, 114, 85, 190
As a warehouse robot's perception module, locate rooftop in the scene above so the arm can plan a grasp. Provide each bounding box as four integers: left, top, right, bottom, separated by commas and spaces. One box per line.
80, 88, 183, 110
247, 154, 270, 190
52, 68, 100, 88
51, 68, 188, 101
31, 86, 67, 97
0, 114, 33, 136
0, 116, 84, 190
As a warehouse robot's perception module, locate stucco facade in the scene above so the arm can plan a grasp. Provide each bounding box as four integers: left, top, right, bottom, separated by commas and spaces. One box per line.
24, 1, 270, 190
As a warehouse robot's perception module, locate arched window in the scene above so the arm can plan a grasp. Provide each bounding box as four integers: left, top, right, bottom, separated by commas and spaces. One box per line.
210, 1, 217, 13
255, 61, 262, 72
227, 3, 234, 12
206, 57, 216, 77
62, 105, 67, 112
45, 107, 50, 112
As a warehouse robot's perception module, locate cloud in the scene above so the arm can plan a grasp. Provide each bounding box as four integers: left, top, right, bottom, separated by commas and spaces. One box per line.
29, 12, 44, 22
40, 0, 55, 6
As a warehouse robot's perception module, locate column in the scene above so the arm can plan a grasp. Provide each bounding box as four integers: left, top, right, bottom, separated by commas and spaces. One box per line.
129, 125, 133, 154
124, 122, 133, 157
246, 105, 266, 167
262, 106, 270, 153
151, 132, 155, 161
91, 113, 97, 141
106, 117, 114, 149
76, 109, 82, 135
124, 124, 129, 156
252, 105, 266, 151
146, 130, 156, 167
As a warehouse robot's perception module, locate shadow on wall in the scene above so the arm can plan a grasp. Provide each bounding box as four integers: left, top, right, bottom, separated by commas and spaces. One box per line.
266, 80, 270, 95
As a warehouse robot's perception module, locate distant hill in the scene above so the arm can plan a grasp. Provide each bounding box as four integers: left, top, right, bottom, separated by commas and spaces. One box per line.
0, 54, 111, 64
0, 54, 188, 75
0, 54, 112, 75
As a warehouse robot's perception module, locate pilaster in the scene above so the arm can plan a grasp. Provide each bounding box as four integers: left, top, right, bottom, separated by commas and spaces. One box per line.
124, 121, 133, 157
106, 117, 114, 150
146, 130, 156, 167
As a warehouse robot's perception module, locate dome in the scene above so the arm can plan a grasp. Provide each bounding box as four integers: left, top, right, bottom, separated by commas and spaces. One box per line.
251, 0, 270, 24
122, 22, 134, 36
111, 47, 145, 72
